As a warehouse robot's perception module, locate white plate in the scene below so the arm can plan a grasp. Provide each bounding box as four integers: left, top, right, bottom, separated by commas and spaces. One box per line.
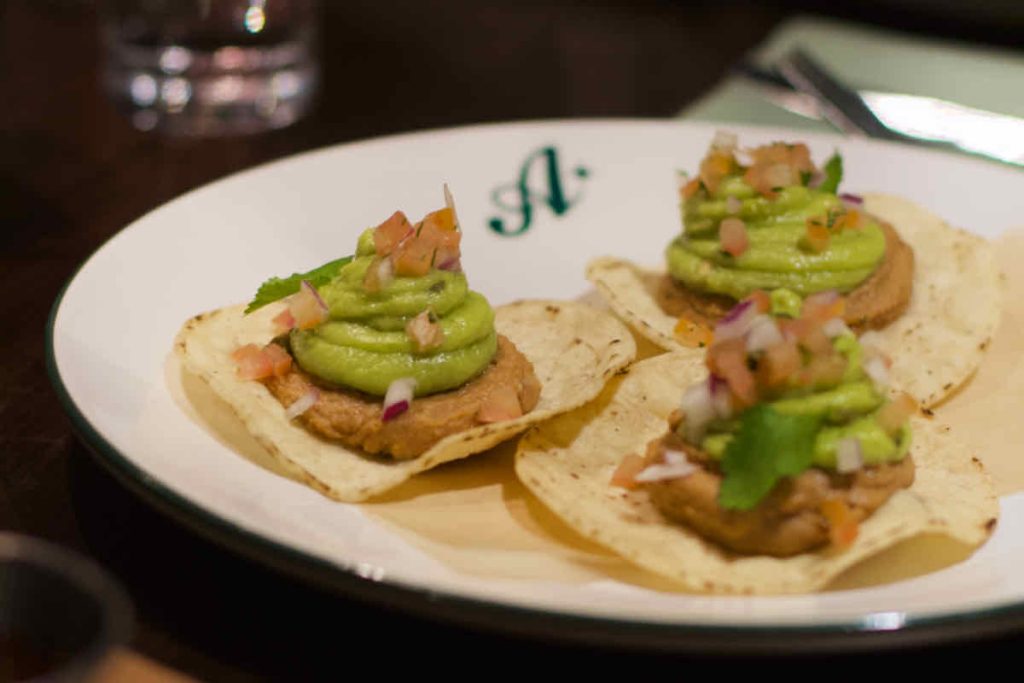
48, 120, 1024, 651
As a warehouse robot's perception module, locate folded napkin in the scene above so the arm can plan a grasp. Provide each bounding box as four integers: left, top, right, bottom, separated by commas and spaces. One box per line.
681, 15, 1024, 130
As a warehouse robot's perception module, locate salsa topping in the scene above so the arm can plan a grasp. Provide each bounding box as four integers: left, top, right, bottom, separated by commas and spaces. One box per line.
382, 377, 416, 421
406, 309, 445, 352
660, 288, 915, 511
241, 188, 499, 399
231, 343, 292, 380
667, 134, 886, 300
289, 280, 329, 330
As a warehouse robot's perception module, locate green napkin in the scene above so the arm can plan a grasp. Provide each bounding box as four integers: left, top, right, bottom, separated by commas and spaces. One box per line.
681, 15, 1024, 130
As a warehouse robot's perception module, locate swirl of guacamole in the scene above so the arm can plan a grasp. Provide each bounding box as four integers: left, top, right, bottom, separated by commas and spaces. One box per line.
667, 142, 887, 300
680, 289, 912, 498
698, 328, 910, 471
290, 220, 498, 397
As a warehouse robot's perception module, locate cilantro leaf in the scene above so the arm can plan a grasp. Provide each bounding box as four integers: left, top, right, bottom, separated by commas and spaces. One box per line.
717, 405, 821, 511
818, 152, 843, 194
244, 256, 352, 314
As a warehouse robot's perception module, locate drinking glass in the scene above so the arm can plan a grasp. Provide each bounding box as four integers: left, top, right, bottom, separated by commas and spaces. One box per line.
101, 0, 320, 136
0, 534, 132, 682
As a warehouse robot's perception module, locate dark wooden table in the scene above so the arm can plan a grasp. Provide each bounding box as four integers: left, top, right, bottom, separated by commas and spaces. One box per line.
5, 1, 1023, 678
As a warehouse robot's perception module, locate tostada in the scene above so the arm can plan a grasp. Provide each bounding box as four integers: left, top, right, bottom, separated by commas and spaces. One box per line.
176, 187, 635, 501
516, 291, 997, 594
587, 133, 1000, 406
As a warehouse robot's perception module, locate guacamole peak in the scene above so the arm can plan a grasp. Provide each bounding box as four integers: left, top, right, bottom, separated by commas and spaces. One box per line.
676, 288, 915, 510
668, 136, 885, 300
288, 191, 498, 397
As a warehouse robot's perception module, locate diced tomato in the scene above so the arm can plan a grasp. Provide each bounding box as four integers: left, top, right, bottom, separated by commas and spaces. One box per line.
777, 316, 830, 355
799, 325, 832, 356
391, 214, 462, 276
820, 498, 859, 548
610, 454, 647, 489
392, 229, 435, 276
231, 343, 292, 380
421, 207, 457, 233
719, 218, 749, 257
373, 211, 414, 257
832, 208, 863, 232
262, 343, 293, 377
231, 344, 273, 380
706, 338, 757, 407
803, 219, 830, 253
406, 310, 445, 352
477, 385, 523, 423
802, 291, 846, 323
742, 143, 815, 198
745, 289, 771, 314
699, 150, 735, 194
674, 317, 714, 348
288, 281, 328, 330
756, 339, 801, 388
877, 392, 918, 436
799, 351, 847, 388
272, 308, 295, 334
420, 219, 461, 253
746, 142, 814, 172
681, 177, 702, 199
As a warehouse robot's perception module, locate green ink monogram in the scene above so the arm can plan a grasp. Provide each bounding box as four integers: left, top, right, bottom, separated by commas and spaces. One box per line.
489, 146, 589, 236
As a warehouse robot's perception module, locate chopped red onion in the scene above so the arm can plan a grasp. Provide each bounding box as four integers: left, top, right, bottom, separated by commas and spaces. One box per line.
709, 374, 733, 420
714, 299, 759, 342
285, 387, 320, 420
301, 280, 328, 312
680, 380, 716, 442
745, 314, 784, 352
382, 377, 417, 422
864, 356, 891, 388
634, 449, 698, 483
836, 438, 864, 474
406, 309, 444, 351
663, 449, 687, 466
289, 279, 330, 329
382, 401, 408, 421
725, 195, 742, 215
437, 256, 462, 272
839, 192, 864, 206
443, 182, 461, 230
375, 257, 395, 286
822, 318, 852, 338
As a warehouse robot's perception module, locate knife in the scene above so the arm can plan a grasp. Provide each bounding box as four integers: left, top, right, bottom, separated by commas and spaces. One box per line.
734, 52, 1024, 168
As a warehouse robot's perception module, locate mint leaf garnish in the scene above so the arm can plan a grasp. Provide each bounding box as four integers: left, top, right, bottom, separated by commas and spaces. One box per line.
818, 152, 843, 194
244, 256, 352, 314
718, 405, 821, 510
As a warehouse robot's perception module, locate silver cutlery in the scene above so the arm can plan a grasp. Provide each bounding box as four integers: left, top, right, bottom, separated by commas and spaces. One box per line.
735, 49, 1024, 168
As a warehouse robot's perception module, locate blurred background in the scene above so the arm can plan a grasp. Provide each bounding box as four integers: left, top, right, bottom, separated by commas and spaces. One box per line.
3, 0, 1023, 679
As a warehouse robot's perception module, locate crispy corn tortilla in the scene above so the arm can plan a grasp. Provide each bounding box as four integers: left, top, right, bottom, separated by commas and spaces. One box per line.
586, 193, 1002, 407
175, 299, 636, 502
515, 352, 998, 595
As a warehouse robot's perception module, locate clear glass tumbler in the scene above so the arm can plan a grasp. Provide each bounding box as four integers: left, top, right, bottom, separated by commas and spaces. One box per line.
101, 0, 319, 136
